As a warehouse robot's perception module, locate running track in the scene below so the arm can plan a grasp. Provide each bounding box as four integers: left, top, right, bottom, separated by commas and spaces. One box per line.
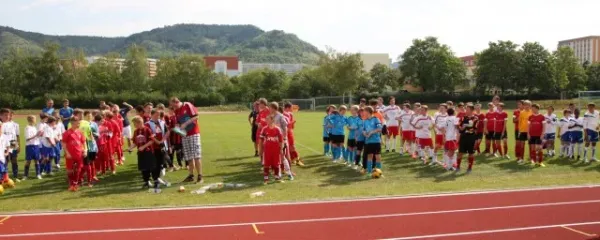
1, 185, 600, 239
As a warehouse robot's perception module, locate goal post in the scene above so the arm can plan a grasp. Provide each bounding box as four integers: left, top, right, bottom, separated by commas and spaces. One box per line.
313, 95, 355, 110
282, 98, 316, 111
577, 91, 600, 108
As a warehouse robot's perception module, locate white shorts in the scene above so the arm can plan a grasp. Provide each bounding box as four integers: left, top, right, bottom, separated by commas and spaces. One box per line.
182, 134, 202, 161
122, 126, 132, 139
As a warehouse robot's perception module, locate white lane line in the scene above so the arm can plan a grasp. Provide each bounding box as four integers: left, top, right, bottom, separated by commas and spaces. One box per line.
1, 199, 599, 238
379, 221, 600, 240
3, 184, 600, 217
295, 142, 322, 154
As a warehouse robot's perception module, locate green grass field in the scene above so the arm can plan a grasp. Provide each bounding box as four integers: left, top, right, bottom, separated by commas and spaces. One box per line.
1, 111, 600, 213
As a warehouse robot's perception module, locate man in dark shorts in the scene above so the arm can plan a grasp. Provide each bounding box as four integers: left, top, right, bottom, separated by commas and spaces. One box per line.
457, 104, 479, 173
248, 101, 259, 156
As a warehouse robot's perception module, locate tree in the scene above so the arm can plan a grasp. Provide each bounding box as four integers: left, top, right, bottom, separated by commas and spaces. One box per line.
121, 44, 149, 91
87, 53, 122, 94
474, 41, 520, 94
553, 46, 587, 96
318, 49, 368, 95
398, 37, 466, 92
587, 63, 600, 90
369, 63, 400, 93
517, 42, 554, 94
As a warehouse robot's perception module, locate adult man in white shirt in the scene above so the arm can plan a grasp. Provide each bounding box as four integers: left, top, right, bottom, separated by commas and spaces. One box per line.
583, 103, 600, 162
383, 97, 401, 152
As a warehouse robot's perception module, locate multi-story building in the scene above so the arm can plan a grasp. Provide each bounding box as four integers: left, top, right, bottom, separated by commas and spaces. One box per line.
203, 56, 242, 77
458, 55, 477, 91
558, 36, 600, 64
242, 63, 305, 75
360, 53, 391, 72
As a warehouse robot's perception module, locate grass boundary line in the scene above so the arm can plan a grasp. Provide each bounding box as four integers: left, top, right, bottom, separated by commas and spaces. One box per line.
2, 184, 599, 217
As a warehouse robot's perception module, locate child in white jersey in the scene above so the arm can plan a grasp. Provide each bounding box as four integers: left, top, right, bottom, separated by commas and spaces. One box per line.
413, 106, 436, 164
433, 104, 448, 162
558, 109, 573, 158
569, 109, 584, 160
52, 112, 66, 170
23, 115, 43, 180
397, 103, 414, 156
543, 106, 558, 157
583, 103, 599, 163
383, 97, 401, 152
441, 108, 460, 170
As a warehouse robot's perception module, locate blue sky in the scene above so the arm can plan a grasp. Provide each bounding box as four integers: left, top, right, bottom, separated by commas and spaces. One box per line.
1, 0, 599, 59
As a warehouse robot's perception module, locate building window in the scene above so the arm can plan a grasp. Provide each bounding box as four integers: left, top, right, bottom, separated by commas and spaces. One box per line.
215, 60, 227, 73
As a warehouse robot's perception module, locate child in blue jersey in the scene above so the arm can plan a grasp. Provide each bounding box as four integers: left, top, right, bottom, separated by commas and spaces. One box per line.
355, 108, 366, 171
328, 108, 346, 162
322, 105, 336, 156
345, 106, 360, 166
338, 105, 348, 161
363, 106, 383, 176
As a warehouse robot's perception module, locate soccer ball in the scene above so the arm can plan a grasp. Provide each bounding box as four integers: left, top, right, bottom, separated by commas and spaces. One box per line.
0, 185, 4, 195
178, 186, 186, 193
372, 168, 383, 178
2, 179, 15, 189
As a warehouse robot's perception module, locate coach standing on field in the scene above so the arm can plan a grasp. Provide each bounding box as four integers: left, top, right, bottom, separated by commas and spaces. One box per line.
169, 97, 203, 183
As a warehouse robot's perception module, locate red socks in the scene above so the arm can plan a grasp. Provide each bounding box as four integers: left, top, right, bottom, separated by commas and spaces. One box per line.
468, 156, 475, 170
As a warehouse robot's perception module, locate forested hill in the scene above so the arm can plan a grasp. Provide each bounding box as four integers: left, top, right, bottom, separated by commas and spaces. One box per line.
0, 24, 322, 64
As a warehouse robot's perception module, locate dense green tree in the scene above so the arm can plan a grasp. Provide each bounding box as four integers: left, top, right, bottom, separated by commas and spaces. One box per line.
121, 44, 149, 91
587, 63, 600, 90
398, 37, 466, 92
368, 63, 400, 93
475, 41, 520, 94
317, 49, 368, 95
517, 42, 554, 94
553, 46, 587, 96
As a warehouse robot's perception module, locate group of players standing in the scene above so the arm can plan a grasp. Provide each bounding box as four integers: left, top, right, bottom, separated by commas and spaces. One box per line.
323, 96, 600, 177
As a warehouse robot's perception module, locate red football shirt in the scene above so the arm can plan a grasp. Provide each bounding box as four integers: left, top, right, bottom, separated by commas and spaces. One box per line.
174, 102, 200, 136
141, 114, 151, 124
485, 111, 497, 132
256, 108, 271, 128
133, 126, 155, 152
145, 120, 164, 148
476, 113, 485, 133
108, 119, 120, 142
63, 128, 85, 158
168, 115, 182, 145
97, 123, 110, 146
494, 111, 508, 132
283, 112, 295, 130
457, 111, 466, 120
513, 110, 521, 124
261, 126, 283, 152
528, 114, 545, 137
115, 114, 124, 131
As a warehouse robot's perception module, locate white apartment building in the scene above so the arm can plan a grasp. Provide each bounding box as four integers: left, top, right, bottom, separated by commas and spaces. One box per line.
558, 36, 600, 64
242, 63, 305, 75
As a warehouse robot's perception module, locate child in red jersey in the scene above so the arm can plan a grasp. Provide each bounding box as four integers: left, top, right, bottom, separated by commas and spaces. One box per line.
256, 98, 271, 163
283, 102, 302, 166
474, 104, 485, 154
483, 103, 497, 156
97, 113, 113, 175
128, 116, 161, 191
62, 117, 87, 192
111, 108, 124, 166
259, 115, 284, 184
494, 103, 510, 159
105, 111, 120, 173
528, 104, 546, 167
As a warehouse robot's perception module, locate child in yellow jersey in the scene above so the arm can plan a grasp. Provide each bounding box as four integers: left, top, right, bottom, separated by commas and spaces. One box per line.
516, 100, 533, 163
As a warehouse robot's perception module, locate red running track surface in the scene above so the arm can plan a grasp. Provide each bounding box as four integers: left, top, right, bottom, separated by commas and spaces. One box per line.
1, 185, 600, 240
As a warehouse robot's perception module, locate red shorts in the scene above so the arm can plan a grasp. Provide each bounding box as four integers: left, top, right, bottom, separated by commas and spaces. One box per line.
387, 126, 399, 137
66, 155, 84, 170
444, 140, 458, 151
256, 126, 265, 142
402, 131, 415, 141
263, 149, 281, 168
287, 132, 295, 146
435, 135, 444, 145
418, 138, 433, 148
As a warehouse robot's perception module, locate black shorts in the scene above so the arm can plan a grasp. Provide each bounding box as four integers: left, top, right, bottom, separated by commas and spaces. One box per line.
493, 131, 507, 140
382, 125, 388, 135
485, 132, 494, 140
323, 137, 330, 142
476, 133, 484, 140
251, 125, 258, 142
84, 152, 97, 165
459, 134, 477, 154
514, 130, 519, 140
330, 135, 345, 144
528, 136, 542, 145
347, 139, 357, 148
365, 143, 382, 155
517, 132, 528, 141
137, 151, 157, 171
356, 141, 365, 151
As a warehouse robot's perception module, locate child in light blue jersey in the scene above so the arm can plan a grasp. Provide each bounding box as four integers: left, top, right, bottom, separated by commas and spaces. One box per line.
338, 105, 348, 161
355, 109, 366, 171
328, 107, 346, 162
345, 106, 360, 166
322, 105, 336, 156
363, 106, 383, 175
